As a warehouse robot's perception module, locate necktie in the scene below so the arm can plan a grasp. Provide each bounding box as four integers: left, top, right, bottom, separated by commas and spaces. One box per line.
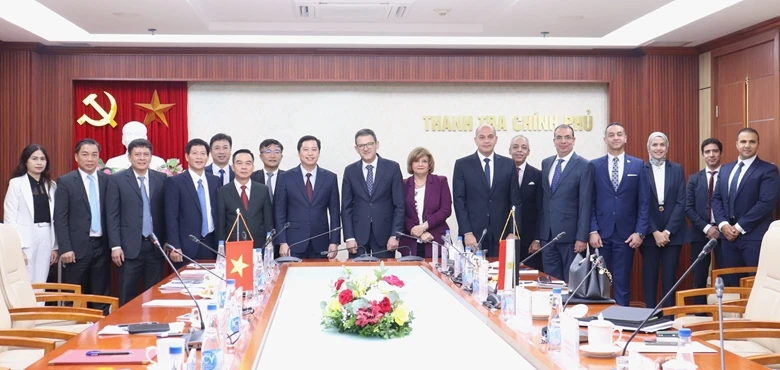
517, 166, 523, 186
550, 159, 564, 192
366, 165, 374, 196
483, 158, 491, 188
138, 176, 152, 237
87, 174, 100, 234
305, 173, 313, 201
197, 179, 209, 238
728, 162, 744, 217
219, 169, 225, 185
611, 156, 620, 192
266, 172, 274, 198
240, 185, 249, 210
707, 170, 717, 220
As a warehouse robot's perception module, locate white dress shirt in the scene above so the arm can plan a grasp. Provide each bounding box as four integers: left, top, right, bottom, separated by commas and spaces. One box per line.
190, 170, 214, 234
265, 168, 279, 195
702, 166, 721, 234
133, 170, 151, 198
516, 161, 527, 187
652, 163, 665, 205
608, 152, 625, 187
477, 152, 495, 188
234, 180, 251, 200
78, 168, 102, 237
548, 151, 575, 185
414, 186, 425, 225
212, 164, 231, 186
302, 165, 318, 189
362, 158, 378, 181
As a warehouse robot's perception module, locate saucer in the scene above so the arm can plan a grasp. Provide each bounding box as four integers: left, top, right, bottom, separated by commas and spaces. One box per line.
580, 344, 622, 358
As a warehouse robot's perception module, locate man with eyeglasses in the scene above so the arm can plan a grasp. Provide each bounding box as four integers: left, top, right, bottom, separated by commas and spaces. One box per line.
342, 128, 404, 258
535, 124, 593, 283
251, 139, 285, 203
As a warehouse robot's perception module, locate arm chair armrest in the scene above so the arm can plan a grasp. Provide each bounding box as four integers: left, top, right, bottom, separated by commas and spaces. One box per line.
8, 306, 103, 316
746, 353, 780, 366
686, 320, 780, 332
740, 276, 755, 288
722, 298, 748, 307
660, 305, 746, 320
0, 336, 56, 353
34, 293, 119, 312
10, 311, 104, 324
692, 328, 780, 341
712, 267, 757, 284
31, 283, 81, 294
675, 287, 752, 306
0, 328, 76, 341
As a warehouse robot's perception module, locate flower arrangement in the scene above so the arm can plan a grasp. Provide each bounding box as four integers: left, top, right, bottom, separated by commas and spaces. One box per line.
158, 158, 184, 177
97, 159, 121, 174
321, 264, 414, 339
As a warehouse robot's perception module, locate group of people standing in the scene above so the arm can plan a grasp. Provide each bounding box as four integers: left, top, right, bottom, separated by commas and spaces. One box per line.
4, 122, 777, 309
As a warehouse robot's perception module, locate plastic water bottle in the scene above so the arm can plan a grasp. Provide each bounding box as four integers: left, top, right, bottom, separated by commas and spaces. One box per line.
263, 232, 275, 279
675, 328, 696, 364
253, 248, 265, 296
431, 235, 438, 268
226, 281, 241, 339
547, 287, 563, 351
201, 304, 222, 370
186, 348, 197, 370
463, 246, 474, 289
216, 240, 226, 279
168, 345, 184, 370
472, 249, 484, 296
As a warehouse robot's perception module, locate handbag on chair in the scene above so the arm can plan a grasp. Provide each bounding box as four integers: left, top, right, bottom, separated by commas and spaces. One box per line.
568, 245, 612, 300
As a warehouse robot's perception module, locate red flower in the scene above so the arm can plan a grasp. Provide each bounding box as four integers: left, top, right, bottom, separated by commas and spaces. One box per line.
377, 297, 392, 314
338, 289, 354, 305
355, 305, 384, 328
334, 278, 345, 291
382, 275, 405, 288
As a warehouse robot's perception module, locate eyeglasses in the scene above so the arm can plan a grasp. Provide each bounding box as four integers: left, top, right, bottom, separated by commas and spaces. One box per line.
356, 142, 376, 150
261, 149, 281, 155
554, 135, 574, 141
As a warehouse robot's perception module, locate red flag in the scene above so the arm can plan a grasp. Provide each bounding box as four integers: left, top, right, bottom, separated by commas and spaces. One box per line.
497, 239, 516, 291
225, 241, 254, 291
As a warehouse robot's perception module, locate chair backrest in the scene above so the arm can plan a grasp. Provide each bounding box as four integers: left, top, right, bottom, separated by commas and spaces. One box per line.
744, 220, 780, 352
0, 225, 40, 329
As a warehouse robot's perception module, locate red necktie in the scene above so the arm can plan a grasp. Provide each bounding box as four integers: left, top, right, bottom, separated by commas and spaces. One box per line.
707, 170, 717, 219
305, 173, 313, 201
240, 185, 249, 210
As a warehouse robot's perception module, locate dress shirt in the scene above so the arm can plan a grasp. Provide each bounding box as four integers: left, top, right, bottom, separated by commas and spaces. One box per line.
652, 162, 665, 205
719, 156, 757, 234
516, 161, 527, 187
702, 166, 721, 234
362, 158, 378, 181
302, 165, 318, 189
234, 180, 251, 200
547, 151, 575, 185
134, 170, 151, 198
190, 170, 214, 234
78, 168, 102, 237
212, 164, 231, 186
608, 152, 625, 186
414, 185, 426, 226
478, 152, 495, 188
265, 168, 279, 194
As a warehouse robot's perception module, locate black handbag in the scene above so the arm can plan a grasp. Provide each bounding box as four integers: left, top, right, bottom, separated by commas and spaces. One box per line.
567, 245, 612, 300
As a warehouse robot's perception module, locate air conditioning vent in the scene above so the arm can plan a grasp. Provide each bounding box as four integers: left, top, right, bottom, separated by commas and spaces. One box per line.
294, 0, 415, 20
299, 5, 311, 18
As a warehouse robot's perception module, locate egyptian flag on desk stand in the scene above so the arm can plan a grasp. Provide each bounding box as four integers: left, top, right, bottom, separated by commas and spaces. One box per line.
226, 209, 254, 292
497, 206, 519, 291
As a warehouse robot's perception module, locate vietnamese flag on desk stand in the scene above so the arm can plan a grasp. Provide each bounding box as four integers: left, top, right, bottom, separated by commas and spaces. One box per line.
226, 240, 254, 291
497, 238, 516, 291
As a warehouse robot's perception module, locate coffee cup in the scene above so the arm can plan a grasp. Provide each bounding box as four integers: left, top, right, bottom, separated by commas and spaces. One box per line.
145, 337, 185, 365
587, 319, 623, 350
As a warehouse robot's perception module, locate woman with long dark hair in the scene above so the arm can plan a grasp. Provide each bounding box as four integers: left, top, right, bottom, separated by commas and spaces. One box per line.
3, 144, 58, 283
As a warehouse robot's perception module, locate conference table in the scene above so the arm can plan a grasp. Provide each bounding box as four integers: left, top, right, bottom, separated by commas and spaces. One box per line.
26, 260, 767, 370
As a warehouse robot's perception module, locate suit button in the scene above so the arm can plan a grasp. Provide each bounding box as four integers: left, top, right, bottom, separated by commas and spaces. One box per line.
369, 203, 372, 206
614, 196, 618, 199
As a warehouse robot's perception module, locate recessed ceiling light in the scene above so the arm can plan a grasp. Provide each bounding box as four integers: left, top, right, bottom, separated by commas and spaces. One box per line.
559, 15, 584, 21
111, 12, 141, 18
433, 8, 451, 16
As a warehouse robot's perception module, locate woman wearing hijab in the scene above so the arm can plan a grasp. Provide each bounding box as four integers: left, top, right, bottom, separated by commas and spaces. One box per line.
640, 132, 688, 308
3, 144, 58, 283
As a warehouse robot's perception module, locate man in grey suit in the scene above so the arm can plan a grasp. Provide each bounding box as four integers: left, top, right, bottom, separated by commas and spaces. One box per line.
534, 124, 594, 282
106, 139, 168, 306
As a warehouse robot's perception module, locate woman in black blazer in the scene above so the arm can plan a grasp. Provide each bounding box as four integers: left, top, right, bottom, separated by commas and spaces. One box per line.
640, 132, 688, 308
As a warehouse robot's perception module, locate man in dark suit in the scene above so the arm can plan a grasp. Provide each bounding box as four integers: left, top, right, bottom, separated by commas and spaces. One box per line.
165, 139, 221, 267
276, 136, 341, 259
588, 123, 649, 306
106, 139, 168, 306
206, 133, 234, 186
535, 124, 593, 282
53, 138, 111, 314
250, 139, 286, 256
342, 129, 405, 257
453, 124, 521, 257
216, 149, 273, 249
509, 135, 542, 272
712, 128, 780, 286
686, 138, 725, 302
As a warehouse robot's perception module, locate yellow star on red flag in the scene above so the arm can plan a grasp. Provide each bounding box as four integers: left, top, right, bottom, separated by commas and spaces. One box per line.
135, 90, 175, 127
230, 255, 249, 277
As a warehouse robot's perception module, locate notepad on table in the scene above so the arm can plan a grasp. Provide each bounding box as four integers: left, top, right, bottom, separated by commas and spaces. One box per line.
48, 349, 149, 365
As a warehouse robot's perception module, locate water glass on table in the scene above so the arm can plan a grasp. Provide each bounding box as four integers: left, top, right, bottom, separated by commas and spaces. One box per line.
499, 289, 516, 319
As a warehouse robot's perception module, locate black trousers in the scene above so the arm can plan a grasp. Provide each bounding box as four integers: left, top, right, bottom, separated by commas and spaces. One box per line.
690, 238, 723, 304
348, 227, 390, 259
291, 241, 327, 260
118, 239, 163, 306
639, 244, 681, 308
517, 237, 544, 272
61, 237, 111, 315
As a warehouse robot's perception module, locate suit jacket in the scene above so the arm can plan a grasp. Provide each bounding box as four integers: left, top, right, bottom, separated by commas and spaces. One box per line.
341, 155, 405, 246
590, 154, 649, 240
3, 175, 57, 252
539, 153, 593, 243
216, 181, 273, 249
250, 169, 286, 187
711, 157, 780, 241
206, 164, 235, 184
519, 164, 542, 245
274, 165, 340, 254
400, 174, 452, 249
106, 169, 168, 259
452, 152, 521, 240
164, 170, 221, 257
686, 169, 717, 244
53, 170, 109, 259
641, 161, 688, 246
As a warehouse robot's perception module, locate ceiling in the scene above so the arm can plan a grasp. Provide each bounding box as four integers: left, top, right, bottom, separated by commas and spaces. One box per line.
0, 0, 778, 48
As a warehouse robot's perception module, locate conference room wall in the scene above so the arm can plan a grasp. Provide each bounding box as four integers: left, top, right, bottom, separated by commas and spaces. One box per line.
0, 46, 698, 306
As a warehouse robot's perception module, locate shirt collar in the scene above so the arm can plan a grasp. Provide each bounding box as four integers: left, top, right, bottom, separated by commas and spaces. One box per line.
738, 155, 757, 167
557, 151, 574, 162
516, 161, 527, 172
78, 168, 97, 180
133, 169, 149, 179
265, 168, 279, 176
362, 157, 377, 168
608, 152, 625, 162
189, 169, 204, 182
302, 165, 318, 175
477, 151, 495, 164
708, 166, 721, 174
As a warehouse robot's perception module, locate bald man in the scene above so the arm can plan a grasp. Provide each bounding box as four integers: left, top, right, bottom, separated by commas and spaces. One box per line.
509, 135, 543, 273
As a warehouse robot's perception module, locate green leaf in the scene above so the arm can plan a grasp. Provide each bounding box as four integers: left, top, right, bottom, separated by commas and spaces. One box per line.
388, 291, 400, 304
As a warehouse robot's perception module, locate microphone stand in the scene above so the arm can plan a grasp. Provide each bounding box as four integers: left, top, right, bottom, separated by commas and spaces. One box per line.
265, 222, 291, 249
562, 255, 603, 308
518, 232, 565, 268
276, 226, 343, 263
166, 245, 227, 283
621, 238, 718, 356
319, 245, 368, 257
715, 277, 726, 370
353, 246, 415, 262
188, 235, 226, 258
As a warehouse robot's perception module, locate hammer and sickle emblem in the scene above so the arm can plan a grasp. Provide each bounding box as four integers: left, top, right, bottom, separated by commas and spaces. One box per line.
77, 91, 118, 127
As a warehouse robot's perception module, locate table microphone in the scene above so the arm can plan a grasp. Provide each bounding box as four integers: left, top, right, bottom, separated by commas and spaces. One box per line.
150, 233, 204, 346
518, 232, 565, 268
715, 276, 726, 370
164, 243, 226, 283
264, 222, 291, 248
356, 245, 422, 262
319, 245, 368, 257
621, 238, 717, 356
353, 245, 410, 262
474, 229, 488, 250
276, 226, 343, 263
393, 232, 434, 262
188, 235, 226, 258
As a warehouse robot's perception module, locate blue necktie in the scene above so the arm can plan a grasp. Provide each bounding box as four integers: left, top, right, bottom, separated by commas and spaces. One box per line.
197, 179, 209, 238
366, 165, 374, 196
551, 159, 564, 192
87, 174, 100, 234
219, 169, 225, 185
728, 162, 744, 217
611, 156, 620, 192
139, 176, 152, 237
483, 158, 491, 188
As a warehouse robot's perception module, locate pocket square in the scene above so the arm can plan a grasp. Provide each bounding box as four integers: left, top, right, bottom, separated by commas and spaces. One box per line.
627, 174, 638, 177
528, 182, 536, 185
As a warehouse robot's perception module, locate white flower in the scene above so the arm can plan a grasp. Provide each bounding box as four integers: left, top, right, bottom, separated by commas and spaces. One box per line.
376, 280, 398, 294
363, 287, 386, 303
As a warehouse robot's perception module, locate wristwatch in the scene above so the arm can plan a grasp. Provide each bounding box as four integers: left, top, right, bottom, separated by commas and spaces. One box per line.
637, 233, 645, 239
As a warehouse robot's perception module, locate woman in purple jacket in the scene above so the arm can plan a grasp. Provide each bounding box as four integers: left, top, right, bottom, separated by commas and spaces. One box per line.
400, 147, 452, 258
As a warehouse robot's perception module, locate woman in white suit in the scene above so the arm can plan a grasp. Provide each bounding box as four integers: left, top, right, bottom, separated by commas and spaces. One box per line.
3, 144, 58, 283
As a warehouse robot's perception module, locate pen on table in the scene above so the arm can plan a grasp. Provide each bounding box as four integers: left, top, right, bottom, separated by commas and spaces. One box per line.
86, 351, 131, 356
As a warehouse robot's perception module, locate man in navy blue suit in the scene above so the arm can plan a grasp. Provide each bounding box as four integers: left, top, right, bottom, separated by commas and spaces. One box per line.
589, 123, 649, 306
453, 124, 520, 257
342, 129, 405, 257
712, 128, 780, 286
206, 133, 235, 186
685, 138, 725, 302
165, 139, 221, 267
535, 124, 594, 282
275, 136, 341, 259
